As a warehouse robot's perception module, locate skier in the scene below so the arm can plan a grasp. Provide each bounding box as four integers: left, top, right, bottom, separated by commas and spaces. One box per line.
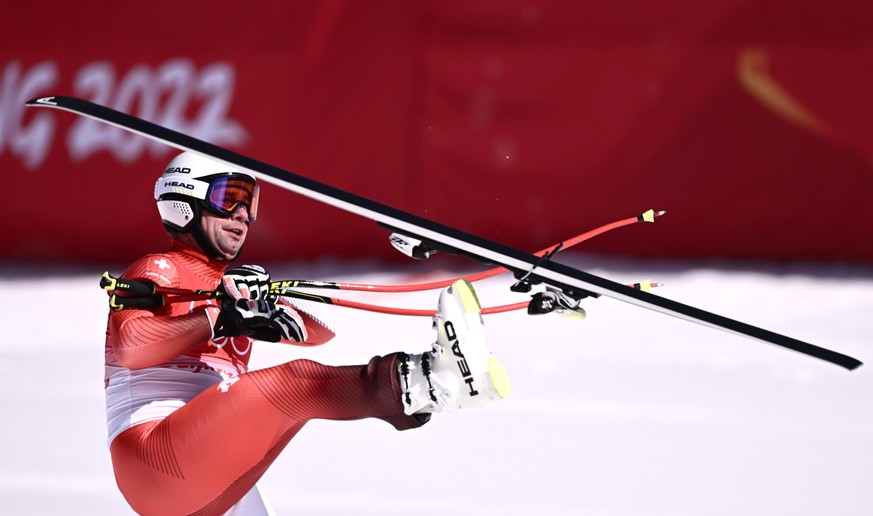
104, 151, 512, 515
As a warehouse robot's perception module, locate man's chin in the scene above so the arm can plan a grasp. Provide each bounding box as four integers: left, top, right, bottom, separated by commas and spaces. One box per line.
217, 245, 242, 262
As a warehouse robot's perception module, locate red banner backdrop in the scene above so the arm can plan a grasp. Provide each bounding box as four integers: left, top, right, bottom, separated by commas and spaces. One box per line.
3, 0, 872, 264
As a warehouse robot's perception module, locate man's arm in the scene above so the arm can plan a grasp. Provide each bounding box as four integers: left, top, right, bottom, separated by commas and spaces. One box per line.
109, 307, 216, 369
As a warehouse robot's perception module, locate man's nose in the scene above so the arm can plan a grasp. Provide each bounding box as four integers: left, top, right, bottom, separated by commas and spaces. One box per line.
231, 205, 249, 222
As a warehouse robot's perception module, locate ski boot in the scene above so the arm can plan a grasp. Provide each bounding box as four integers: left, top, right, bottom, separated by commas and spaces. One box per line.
398, 279, 511, 414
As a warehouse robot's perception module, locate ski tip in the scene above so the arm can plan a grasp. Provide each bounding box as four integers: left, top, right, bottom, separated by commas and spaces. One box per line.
824, 352, 863, 371
26, 96, 59, 107
845, 359, 864, 372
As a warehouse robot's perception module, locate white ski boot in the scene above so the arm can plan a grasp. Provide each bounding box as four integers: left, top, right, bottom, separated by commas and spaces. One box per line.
398, 279, 511, 414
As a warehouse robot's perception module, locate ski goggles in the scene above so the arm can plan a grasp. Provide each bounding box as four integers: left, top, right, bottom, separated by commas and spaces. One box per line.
203, 175, 260, 222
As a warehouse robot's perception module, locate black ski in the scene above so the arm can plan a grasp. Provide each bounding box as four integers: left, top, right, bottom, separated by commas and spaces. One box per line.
26, 95, 862, 371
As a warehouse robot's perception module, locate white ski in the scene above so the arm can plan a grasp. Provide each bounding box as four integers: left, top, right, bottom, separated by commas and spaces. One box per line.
26, 95, 862, 371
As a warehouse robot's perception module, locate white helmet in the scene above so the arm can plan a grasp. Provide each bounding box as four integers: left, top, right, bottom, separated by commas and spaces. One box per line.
155, 152, 260, 258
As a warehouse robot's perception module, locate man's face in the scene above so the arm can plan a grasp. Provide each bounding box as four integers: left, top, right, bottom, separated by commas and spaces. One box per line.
200, 206, 250, 261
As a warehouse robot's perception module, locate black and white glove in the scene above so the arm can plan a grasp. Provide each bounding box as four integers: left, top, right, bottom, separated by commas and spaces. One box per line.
213, 298, 306, 342
221, 264, 273, 301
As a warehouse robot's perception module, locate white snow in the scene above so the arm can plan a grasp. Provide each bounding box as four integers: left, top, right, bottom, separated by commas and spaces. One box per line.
0, 255, 870, 515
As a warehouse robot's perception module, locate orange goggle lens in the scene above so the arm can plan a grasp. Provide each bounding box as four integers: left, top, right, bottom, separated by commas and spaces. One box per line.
205, 176, 259, 222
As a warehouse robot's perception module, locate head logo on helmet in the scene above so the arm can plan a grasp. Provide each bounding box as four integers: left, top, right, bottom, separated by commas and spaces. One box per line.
155, 151, 260, 260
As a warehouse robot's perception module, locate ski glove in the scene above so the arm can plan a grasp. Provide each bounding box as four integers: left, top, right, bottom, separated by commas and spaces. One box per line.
213, 298, 307, 342
221, 264, 273, 301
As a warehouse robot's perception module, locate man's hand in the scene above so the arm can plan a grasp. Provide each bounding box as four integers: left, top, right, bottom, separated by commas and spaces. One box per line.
213, 298, 307, 342
221, 264, 272, 301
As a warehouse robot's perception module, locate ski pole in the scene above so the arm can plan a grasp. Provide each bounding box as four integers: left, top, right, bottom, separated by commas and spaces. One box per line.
104, 272, 660, 316
101, 209, 665, 316
288, 209, 665, 293
100, 209, 662, 299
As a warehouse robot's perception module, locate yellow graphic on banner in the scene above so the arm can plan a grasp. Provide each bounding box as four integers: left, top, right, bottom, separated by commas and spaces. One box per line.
737, 47, 834, 139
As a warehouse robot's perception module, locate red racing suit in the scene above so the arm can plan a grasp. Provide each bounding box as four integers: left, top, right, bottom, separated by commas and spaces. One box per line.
105, 241, 422, 515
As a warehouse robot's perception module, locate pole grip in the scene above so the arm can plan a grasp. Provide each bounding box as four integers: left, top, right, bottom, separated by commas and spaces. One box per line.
109, 294, 165, 311
101, 272, 157, 296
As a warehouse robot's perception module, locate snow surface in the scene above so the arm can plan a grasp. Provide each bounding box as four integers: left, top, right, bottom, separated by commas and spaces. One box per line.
1, 255, 870, 516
